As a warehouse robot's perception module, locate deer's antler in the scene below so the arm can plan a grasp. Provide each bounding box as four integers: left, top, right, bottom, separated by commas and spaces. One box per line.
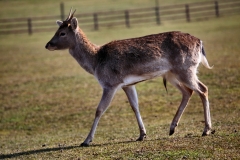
65, 7, 76, 22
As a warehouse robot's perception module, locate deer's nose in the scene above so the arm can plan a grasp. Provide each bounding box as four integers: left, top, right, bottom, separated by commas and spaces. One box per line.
45, 42, 55, 49
45, 42, 50, 49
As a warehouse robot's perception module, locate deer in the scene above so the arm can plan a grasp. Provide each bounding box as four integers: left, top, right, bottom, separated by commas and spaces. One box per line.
45, 9, 213, 147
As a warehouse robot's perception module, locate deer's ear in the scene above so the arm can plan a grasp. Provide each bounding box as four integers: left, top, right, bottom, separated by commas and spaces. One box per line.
56, 20, 63, 27
71, 17, 78, 30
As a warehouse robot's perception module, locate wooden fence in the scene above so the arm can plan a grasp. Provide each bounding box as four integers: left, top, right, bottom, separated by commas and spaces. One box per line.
0, 0, 240, 35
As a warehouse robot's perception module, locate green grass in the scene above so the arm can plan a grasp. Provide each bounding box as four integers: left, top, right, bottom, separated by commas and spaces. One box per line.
0, 3, 240, 159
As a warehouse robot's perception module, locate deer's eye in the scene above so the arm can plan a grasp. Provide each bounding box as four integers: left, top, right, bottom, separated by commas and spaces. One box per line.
59, 32, 66, 37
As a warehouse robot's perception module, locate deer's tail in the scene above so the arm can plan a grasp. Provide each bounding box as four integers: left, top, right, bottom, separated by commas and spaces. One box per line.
201, 41, 213, 69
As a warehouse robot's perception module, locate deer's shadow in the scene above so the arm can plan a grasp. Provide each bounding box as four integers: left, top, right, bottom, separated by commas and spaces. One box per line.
0, 140, 135, 159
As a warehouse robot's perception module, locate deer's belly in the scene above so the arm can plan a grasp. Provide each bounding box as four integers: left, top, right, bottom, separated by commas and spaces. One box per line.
122, 70, 167, 86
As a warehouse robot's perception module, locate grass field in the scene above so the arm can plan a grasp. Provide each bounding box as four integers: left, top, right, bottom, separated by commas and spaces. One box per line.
1, 1, 240, 159
0, 0, 209, 18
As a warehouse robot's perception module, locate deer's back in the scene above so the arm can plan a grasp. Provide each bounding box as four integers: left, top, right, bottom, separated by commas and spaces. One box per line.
97, 31, 200, 63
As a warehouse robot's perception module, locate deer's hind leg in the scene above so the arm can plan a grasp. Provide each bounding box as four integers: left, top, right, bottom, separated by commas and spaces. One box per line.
177, 71, 212, 136
195, 80, 212, 136
165, 73, 193, 135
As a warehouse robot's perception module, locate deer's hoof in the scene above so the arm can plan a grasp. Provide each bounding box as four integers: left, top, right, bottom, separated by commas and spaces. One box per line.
80, 143, 90, 147
169, 129, 175, 136
136, 134, 146, 141
202, 129, 215, 136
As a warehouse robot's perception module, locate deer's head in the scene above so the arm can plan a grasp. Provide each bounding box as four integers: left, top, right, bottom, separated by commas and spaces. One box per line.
45, 8, 79, 51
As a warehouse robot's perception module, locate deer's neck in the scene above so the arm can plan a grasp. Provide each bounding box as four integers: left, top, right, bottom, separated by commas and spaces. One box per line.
69, 28, 99, 75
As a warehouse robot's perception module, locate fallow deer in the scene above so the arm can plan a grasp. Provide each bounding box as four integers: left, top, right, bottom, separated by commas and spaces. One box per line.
45, 9, 213, 147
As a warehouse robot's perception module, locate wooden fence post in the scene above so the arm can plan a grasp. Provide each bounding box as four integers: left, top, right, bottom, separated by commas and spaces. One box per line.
215, 1, 219, 17
60, 2, 64, 21
27, 18, 32, 35
185, 4, 190, 22
155, 7, 160, 25
155, 0, 160, 25
93, 13, 98, 30
125, 10, 130, 28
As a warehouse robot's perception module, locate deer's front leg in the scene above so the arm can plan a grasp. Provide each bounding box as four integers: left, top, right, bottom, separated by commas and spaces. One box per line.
81, 87, 117, 147
123, 85, 146, 141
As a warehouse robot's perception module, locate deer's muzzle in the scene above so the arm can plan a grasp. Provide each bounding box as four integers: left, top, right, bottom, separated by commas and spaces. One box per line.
45, 42, 57, 51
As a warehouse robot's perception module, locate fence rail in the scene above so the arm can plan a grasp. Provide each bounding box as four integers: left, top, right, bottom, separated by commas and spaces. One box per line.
0, 0, 240, 35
